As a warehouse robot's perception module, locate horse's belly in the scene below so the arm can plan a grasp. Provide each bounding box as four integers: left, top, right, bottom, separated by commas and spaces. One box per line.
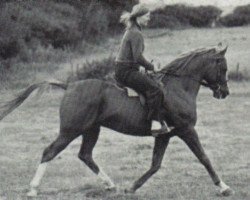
100, 105, 151, 136
101, 121, 152, 136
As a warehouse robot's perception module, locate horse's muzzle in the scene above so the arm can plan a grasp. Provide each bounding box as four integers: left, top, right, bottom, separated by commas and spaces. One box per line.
213, 84, 229, 99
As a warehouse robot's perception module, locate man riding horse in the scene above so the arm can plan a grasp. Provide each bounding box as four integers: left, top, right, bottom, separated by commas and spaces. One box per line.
115, 4, 168, 135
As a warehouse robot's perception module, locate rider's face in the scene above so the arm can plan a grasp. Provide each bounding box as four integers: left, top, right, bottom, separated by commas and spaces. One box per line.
138, 12, 151, 26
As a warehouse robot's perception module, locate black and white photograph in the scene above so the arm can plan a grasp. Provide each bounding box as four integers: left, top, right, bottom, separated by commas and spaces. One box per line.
0, 0, 249, 199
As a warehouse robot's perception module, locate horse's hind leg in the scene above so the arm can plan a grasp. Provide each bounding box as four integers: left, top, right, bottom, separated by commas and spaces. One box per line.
27, 131, 80, 197
78, 126, 115, 190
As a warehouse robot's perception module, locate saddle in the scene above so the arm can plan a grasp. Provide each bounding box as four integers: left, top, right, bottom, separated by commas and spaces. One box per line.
116, 81, 146, 106
114, 73, 165, 106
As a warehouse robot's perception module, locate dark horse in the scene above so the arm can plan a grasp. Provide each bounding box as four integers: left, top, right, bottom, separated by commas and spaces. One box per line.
0, 46, 233, 197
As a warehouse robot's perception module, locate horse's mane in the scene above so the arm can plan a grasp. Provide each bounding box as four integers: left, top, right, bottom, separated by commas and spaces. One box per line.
160, 47, 218, 75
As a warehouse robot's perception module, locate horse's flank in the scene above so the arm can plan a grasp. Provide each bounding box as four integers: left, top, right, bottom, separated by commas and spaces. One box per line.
60, 79, 152, 136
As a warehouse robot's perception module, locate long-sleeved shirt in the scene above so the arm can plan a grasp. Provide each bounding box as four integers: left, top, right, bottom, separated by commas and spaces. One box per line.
115, 27, 154, 71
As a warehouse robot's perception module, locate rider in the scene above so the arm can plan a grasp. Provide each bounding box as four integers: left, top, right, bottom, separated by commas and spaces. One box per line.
115, 4, 168, 135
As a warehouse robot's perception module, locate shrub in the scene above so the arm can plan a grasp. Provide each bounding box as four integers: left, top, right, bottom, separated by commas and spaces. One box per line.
79, 0, 138, 42
148, 4, 222, 29
0, 1, 81, 62
0, 4, 29, 60
68, 56, 116, 82
19, 1, 81, 48
149, 13, 183, 29
219, 4, 250, 27
0, 0, 138, 61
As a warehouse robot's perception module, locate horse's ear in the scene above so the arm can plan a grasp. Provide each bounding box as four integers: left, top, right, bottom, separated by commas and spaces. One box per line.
217, 46, 228, 56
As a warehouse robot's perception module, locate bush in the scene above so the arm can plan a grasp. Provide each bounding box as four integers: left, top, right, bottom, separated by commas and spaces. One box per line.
0, 0, 138, 62
79, 0, 138, 42
219, 4, 250, 27
0, 4, 28, 60
19, 1, 81, 48
68, 56, 116, 82
148, 4, 222, 29
0, 1, 81, 62
149, 13, 183, 29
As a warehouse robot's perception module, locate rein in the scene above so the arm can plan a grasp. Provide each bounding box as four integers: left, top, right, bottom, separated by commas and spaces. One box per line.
157, 59, 227, 91
157, 72, 215, 89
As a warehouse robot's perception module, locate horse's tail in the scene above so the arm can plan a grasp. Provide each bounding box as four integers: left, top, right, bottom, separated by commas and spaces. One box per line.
0, 80, 68, 121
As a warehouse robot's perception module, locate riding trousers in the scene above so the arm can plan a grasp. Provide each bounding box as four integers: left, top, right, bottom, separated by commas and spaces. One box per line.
115, 62, 164, 121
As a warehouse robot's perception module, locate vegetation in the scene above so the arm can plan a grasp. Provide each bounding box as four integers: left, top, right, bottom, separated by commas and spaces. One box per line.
0, 0, 137, 61
219, 4, 250, 27
1, 1, 250, 89
148, 4, 222, 29
67, 56, 115, 83
0, 0, 137, 88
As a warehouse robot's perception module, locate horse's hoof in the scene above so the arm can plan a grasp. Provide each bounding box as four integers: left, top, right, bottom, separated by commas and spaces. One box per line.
220, 187, 234, 196
124, 188, 135, 194
26, 189, 37, 197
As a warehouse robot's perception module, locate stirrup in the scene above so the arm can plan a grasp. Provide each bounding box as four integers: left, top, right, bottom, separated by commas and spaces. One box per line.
151, 121, 168, 137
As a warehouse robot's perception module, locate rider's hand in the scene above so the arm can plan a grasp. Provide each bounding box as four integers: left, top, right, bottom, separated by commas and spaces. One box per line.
151, 59, 161, 72
154, 61, 162, 72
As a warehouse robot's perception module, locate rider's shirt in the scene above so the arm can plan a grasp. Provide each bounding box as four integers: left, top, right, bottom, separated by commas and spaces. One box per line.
115, 27, 153, 71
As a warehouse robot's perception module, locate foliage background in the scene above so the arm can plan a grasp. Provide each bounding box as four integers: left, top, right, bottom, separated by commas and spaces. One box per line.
0, 0, 250, 88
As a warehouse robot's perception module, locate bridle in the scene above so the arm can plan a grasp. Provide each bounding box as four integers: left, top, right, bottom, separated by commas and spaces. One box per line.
152, 47, 229, 93
202, 58, 228, 92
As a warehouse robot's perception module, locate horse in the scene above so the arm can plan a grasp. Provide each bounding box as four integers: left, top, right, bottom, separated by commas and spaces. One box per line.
0, 46, 233, 197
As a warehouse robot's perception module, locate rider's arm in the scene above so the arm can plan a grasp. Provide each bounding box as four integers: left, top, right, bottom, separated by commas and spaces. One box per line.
137, 55, 154, 71
130, 32, 154, 71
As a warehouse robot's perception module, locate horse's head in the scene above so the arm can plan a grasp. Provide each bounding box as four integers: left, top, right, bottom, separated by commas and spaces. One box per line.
203, 46, 229, 99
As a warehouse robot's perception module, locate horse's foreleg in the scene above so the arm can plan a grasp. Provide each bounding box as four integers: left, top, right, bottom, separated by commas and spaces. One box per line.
126, 134, 170, 193
27, 132, 79, 197
78, 127, 116, 190
178, 127, 233, 196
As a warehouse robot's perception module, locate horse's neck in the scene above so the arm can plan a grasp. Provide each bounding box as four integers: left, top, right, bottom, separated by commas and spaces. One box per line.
161, 63, 204, 98
179, 75, 201, 97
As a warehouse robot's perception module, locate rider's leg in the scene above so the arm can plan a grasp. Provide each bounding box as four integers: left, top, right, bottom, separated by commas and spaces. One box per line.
124, 71, 168, 135
117, 69, 168, 135
146, 87, 169, 135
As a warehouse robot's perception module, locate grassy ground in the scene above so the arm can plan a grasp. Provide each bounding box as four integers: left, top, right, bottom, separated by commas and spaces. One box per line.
0, 27, 250, 200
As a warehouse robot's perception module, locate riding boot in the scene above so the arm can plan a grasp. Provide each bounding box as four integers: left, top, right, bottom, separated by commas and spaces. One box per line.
151, 120, 168, 137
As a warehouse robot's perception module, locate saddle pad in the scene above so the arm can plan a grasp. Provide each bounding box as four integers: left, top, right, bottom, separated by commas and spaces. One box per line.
126, 87, 139, 97
125, 87, 146, 106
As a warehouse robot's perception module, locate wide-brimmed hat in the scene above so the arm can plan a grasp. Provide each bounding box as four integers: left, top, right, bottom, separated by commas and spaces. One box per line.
130, 4, 149, 19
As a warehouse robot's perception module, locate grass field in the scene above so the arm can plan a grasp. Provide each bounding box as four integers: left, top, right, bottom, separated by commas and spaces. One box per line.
0, 27, 250, 200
